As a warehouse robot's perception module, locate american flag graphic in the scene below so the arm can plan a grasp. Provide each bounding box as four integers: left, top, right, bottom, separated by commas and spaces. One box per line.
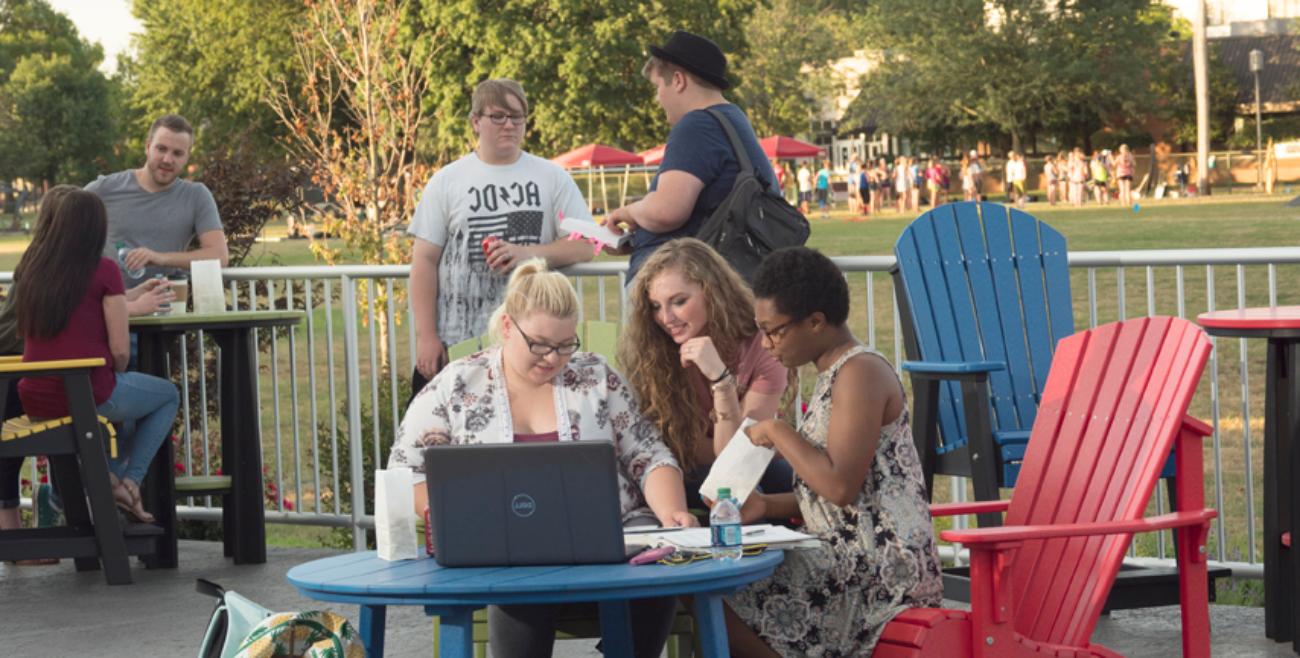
466, 210, 544, 264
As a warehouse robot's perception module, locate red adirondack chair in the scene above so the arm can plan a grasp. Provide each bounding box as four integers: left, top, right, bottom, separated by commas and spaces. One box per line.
873, 316, 1216, 658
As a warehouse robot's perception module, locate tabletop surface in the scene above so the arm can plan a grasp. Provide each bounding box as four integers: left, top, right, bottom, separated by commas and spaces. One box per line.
1198, 306, 1300, 331
288, 550, 783, 599
130, 309, 303, 328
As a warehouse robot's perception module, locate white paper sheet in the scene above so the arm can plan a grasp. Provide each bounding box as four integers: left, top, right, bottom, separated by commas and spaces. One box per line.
623, 524, 818, 549
560, 217, 631, 249
698, 418, 773, 506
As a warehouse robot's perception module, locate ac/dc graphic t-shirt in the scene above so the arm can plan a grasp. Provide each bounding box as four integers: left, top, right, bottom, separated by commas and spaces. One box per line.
408, 151, 592, 345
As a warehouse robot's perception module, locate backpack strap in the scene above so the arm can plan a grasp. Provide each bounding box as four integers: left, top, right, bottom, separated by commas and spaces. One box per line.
705, 107, 777, 191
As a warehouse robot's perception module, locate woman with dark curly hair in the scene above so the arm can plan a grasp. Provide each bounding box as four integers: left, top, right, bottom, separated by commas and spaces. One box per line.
720, 246, 942, 657
618, 239, 791, 509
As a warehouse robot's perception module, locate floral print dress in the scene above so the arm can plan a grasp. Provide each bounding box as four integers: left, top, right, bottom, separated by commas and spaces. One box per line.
388, 348, 679, 522
727, 345, 943, 656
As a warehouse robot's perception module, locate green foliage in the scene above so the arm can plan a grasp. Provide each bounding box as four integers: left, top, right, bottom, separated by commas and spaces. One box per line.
413, 0, 757, 162
731, 0, 856, 138
0, 0, 90, 78
128, 0, 304, 156
848, 0, 1201, 151
315, 371, 412, 550
192, 132, 308, 267
0, 0, 117, 184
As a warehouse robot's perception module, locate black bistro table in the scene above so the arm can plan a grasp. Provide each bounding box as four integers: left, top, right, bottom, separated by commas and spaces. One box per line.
1199, 306, 1300, 653
131, 310, 303, 566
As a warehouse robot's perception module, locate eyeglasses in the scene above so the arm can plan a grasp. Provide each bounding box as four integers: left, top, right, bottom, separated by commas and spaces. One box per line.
657, 544, 768, 566
757, 318, 800, 343
510, 316, 580, 356
481, 112, 527, 126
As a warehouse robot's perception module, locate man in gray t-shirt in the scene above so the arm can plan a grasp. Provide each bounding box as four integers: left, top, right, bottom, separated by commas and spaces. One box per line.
87, 114, 228, 287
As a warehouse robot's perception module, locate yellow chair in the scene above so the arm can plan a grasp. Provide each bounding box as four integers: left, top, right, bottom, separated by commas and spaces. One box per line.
0, 358, 161, 584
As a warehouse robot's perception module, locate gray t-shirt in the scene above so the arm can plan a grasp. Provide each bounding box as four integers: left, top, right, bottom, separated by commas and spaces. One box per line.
407, 151, 591, 345
87, 170, 223, 287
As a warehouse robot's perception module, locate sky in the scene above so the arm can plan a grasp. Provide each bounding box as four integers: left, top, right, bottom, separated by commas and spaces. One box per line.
46, 0, 141, 74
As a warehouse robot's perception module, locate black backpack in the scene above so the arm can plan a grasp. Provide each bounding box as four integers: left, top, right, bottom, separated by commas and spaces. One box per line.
696, 108, 810, 283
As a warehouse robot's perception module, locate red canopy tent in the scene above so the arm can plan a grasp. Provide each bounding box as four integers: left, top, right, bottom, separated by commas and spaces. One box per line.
551, 144, 645, 214
638, 144, 667, 166
551, 144, 644, 169
759, 135, 822, 160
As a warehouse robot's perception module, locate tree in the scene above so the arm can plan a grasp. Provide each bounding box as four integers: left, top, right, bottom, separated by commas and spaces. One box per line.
847, 0, 1187, 153
0, 0, 87, 77
0, 52, 114, 184
413, 0, 756, 162
0, 0, 117, 189
128, 0, 305, 156
267, 0, 438, 374
731, 0, 855, 137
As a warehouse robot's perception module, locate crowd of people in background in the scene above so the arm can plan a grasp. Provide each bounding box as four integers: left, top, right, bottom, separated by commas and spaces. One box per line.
774, 142, 1149, 218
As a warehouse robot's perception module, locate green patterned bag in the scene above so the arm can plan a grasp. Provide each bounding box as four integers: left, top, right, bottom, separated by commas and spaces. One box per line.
234, 610, 364, 658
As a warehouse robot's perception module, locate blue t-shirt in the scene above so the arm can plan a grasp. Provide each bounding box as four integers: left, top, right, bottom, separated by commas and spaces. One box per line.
627, 103, 777, 282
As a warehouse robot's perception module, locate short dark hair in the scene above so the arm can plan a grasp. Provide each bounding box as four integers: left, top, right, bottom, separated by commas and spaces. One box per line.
148, 114, 194, 142
751, 247, 849, 326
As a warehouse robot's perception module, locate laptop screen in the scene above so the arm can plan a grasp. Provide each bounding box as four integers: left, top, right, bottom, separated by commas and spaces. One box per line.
422, 441, 628, 567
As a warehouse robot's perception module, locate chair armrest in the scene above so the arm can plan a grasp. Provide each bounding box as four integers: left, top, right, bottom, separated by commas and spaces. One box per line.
904, 361, 1003, 382
941, 509, 1217, 545
1181, 414, 1212, 437
929, 499, 1010, 518
0, 358, 105, 375
0, 355, 21, 364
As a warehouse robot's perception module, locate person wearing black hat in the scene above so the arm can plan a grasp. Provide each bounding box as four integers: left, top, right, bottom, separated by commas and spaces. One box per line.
605, 30, 779, 284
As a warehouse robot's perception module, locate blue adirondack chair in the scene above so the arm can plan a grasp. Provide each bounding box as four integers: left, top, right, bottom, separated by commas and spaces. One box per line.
893, 201, 1073, 526
892, 201, 1220, 610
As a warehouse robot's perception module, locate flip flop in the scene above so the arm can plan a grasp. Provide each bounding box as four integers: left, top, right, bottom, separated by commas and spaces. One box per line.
112, 477, 154, 524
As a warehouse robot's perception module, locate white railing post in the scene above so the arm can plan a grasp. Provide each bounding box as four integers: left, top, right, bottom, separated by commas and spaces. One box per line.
342, 275, 367, 551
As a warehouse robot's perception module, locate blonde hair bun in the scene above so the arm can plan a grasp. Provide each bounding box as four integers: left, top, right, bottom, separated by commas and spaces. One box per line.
487, 258, 580, 345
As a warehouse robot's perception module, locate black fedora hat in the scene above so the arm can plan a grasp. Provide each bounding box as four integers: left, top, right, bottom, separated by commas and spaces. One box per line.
648, 30, 730, 90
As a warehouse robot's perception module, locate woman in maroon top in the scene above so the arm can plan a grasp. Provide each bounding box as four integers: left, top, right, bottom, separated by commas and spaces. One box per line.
620, 238, 792, 509
14, 189, 179, 523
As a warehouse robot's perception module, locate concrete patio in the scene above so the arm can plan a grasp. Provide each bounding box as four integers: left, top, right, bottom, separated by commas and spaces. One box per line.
0, 540, 1291, 657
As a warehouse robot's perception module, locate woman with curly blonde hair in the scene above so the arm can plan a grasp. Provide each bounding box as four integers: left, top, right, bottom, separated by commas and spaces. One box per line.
618, 239, 791, 508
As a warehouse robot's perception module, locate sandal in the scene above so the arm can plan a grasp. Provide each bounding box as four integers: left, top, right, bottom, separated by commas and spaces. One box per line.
112, 476, 155, 524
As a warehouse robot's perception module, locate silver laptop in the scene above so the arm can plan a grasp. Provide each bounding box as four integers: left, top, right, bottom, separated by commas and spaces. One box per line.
423, 441, 629, 567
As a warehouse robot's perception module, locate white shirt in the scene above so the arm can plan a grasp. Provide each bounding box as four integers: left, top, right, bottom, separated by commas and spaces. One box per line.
407, 152, 591, 344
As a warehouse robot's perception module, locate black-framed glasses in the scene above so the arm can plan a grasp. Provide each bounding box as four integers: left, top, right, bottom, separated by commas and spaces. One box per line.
757, 318, 800, 343
510, 316, 580, 356
481, 112, 527, 126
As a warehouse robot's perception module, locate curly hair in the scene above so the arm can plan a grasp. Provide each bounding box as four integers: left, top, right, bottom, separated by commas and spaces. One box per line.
751, 247, 849, 325
617, 239, 756, 470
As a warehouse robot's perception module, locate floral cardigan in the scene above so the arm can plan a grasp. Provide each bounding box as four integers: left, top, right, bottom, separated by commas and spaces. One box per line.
388, 348, 680, 522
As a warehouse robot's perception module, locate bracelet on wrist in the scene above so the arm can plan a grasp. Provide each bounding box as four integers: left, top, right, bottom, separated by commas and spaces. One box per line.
710, 374, 736, 394
709, 367, 732, 384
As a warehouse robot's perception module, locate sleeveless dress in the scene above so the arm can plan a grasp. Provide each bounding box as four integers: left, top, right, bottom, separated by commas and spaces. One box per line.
727, 345, 943, 656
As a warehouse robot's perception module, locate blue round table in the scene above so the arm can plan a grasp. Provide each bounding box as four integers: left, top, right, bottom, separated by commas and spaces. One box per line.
287, 550, 784, 657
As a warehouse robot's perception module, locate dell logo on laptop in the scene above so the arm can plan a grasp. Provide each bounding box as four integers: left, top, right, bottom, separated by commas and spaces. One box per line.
511, 494, 536, 517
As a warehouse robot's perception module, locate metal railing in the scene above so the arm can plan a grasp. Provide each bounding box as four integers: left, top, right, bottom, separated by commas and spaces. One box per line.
17, 246, 1298, 578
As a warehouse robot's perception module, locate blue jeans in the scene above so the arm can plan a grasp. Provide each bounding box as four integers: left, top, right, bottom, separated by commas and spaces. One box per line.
97, 371, 179, 485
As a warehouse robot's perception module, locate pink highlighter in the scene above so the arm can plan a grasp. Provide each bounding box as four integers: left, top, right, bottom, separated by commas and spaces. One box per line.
629, 545, 676, 565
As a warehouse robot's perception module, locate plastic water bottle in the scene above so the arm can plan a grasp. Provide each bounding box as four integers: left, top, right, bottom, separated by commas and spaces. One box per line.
116, 241, 144, 280
709, 487, 743, 562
